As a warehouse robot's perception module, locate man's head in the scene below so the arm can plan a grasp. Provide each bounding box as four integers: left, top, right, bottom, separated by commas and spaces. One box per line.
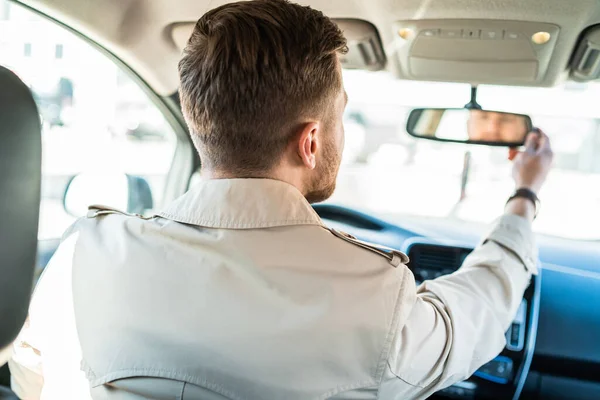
179, 0, 348, 203
467, 110, 528, 143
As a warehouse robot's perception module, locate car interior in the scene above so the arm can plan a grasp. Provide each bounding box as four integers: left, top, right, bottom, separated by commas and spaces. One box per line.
0, 65, 41, 399
1, 0, 599, 399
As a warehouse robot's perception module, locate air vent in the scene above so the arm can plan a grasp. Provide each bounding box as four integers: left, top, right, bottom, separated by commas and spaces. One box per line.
407, 244, 472, 273
571, 27, 600, 81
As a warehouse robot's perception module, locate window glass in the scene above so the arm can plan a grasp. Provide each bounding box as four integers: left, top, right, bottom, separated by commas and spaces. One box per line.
55, 43, 63, 59
333, 70, 600, 240
0, 1, 9, 20
0, 0, 178, 240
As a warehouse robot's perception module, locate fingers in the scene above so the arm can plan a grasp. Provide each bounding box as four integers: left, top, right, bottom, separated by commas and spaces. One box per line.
510, 127, 552, 162
523, 128, 552, 156
524, 131, 540, 154
535, 128, 553, 155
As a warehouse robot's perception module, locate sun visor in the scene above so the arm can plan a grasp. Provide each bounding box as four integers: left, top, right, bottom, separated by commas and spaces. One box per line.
171, 23, 195, 51
335, 19, 386, 71
170, 18, 385, 71
393, 20, 560, 86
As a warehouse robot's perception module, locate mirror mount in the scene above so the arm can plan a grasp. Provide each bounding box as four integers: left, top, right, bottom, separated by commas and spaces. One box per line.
463, 86, 482, 110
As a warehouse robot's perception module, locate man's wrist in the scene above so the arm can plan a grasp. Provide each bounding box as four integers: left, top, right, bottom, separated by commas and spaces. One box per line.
505, 197, 536, 222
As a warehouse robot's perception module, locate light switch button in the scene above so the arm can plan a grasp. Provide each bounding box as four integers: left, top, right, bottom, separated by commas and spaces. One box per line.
505, 31, 521, 40
462, 29, 480, 39
481, 29, 502, 40
421, 29, 439, 37
441, 29, 462, 38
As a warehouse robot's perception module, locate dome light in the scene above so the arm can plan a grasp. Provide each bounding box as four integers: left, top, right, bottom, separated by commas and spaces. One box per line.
532, 31, 551, 44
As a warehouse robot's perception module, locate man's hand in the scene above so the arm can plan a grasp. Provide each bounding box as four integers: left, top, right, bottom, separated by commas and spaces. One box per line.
506, 129, 553, 220
510, 129, 553, 194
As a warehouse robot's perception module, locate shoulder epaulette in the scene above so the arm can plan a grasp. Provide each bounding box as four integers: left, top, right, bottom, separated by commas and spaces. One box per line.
86, 205, 154, 220
327, 228, 409, 267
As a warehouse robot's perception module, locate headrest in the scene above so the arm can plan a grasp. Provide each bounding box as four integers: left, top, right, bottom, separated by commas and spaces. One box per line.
0, 66, 42, 351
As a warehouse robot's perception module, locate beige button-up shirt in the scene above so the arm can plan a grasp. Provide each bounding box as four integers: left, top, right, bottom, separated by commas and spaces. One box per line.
9, 178, 536, 400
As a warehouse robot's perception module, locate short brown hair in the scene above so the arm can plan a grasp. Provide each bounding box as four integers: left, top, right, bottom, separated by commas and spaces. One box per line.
178, 0, 347, 174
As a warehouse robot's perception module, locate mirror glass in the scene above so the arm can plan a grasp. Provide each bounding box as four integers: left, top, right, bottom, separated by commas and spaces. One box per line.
63, 172, 129, 217
406, 108, 532, 146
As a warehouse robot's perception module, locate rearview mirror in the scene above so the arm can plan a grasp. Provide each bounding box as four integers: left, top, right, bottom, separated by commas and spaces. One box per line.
63, 172, 153, 217
406, 108, 533, 146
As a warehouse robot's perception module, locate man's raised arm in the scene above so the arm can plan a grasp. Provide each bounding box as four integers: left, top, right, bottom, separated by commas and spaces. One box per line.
381, 131, 553, 398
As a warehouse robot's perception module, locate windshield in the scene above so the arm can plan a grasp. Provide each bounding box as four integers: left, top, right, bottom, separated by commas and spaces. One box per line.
331, 70, 600, 241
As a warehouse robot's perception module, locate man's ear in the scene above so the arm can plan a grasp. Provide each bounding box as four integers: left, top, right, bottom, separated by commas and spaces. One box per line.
297, 122, 319, 169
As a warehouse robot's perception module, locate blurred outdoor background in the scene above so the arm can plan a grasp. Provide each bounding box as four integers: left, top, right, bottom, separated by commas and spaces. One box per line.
1, 0, 599, 241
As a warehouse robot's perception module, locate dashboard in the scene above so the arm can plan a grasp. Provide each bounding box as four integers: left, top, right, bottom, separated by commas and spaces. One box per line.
402, 240, 538, 400
313, 204, 600, 400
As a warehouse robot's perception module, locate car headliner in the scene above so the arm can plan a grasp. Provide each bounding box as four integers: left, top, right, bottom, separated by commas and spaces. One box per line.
13, 0, 600, 95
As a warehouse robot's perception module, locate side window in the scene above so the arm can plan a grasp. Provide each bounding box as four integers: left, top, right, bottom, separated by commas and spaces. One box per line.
0, 1, 178, 240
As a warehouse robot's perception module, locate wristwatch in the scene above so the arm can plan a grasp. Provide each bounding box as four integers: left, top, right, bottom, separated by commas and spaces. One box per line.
507, 188, 540, 219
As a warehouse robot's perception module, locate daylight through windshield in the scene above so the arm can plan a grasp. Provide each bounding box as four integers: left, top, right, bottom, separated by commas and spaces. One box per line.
332, 70, 600, 240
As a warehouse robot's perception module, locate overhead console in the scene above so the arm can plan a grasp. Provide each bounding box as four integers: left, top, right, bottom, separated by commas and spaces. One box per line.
392, 20, 560, 86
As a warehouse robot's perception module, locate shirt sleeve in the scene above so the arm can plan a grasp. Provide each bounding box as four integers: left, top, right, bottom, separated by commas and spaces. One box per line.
380, 214, 537, 399
8, 233, 78, 399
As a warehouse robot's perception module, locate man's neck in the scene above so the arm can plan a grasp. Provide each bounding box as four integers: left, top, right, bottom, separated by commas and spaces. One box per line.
201, 168, 306, 196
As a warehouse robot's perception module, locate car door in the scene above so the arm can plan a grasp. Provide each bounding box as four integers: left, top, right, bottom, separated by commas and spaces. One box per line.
0, 0, 192, 388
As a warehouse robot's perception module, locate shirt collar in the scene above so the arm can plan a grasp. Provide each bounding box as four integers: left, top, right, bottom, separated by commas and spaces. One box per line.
158, 178, 324, 229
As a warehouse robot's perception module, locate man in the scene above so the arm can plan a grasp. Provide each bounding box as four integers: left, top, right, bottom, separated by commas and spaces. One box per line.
9, 0, 553, 399
467, 109, 530, 143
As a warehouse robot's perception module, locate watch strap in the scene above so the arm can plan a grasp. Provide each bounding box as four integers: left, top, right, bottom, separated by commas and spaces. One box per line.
507, 188, 540, 218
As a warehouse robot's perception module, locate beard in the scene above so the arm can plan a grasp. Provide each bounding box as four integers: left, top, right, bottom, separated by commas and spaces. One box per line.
304, 137, 341, 204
